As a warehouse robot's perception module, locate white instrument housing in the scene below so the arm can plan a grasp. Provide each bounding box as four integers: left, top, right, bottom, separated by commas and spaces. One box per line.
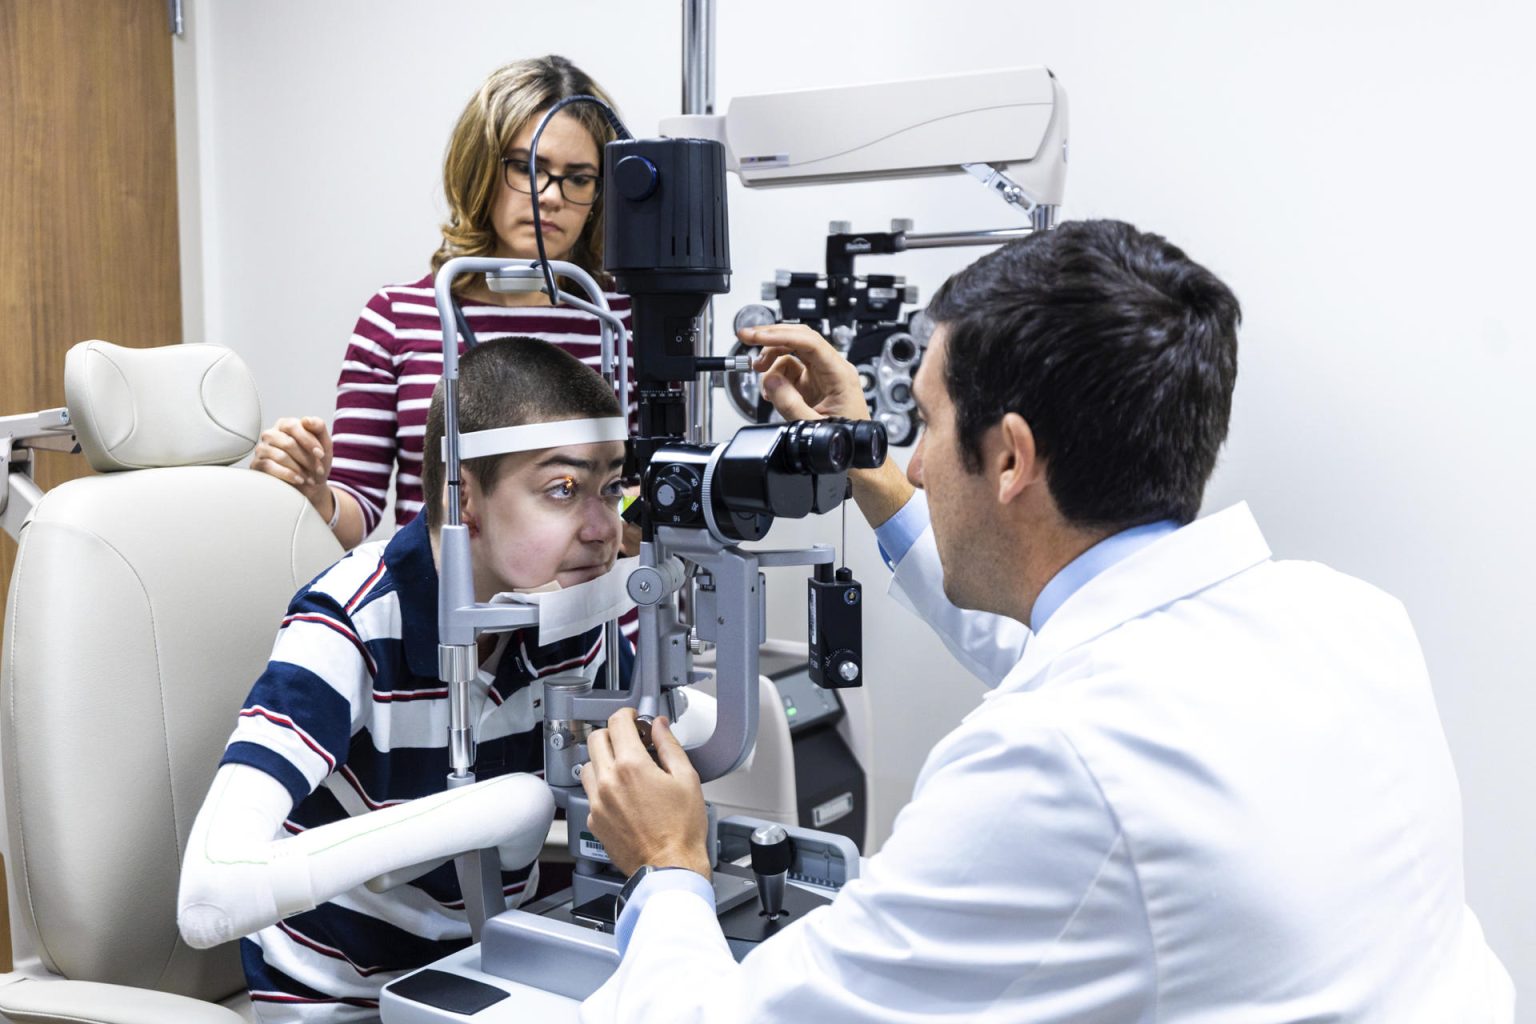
661, 66, 1068, 210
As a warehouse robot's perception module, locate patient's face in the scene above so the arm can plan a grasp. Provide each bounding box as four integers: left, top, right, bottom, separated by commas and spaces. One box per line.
465, 439, 626, 596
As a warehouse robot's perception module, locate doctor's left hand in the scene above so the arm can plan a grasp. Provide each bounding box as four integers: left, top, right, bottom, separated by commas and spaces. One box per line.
581, 708, 711, 879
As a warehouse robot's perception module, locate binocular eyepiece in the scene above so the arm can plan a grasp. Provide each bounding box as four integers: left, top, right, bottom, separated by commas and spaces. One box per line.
781, 418, 887, 476
646, 417, 888, 544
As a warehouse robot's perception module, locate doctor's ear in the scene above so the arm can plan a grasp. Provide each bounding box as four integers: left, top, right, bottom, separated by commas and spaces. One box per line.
994, 413, 1041, 503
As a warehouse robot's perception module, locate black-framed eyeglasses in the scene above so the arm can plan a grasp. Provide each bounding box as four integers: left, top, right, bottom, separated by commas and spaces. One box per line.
501, 158, 603, 205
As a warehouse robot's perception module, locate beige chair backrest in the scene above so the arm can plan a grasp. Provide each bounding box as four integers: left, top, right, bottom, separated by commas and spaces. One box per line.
1, 342, 341, 999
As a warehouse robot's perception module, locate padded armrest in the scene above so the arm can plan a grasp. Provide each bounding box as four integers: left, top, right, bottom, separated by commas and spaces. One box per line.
0, 976, 245, 1024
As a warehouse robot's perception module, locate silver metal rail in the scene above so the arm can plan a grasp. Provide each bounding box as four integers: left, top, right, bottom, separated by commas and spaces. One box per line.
903, 227, 1039, 249
682, 0, 718, 445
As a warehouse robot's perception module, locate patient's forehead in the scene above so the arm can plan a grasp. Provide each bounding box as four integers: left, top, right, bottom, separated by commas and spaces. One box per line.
513, 440, 627, 474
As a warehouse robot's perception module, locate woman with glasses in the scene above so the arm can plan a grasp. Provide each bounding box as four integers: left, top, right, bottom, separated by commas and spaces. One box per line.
251, 55, 632, 551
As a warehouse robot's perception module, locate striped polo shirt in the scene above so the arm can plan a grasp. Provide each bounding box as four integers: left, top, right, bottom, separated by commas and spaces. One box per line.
221, 514, 625, 1022
328, 273, 635, 536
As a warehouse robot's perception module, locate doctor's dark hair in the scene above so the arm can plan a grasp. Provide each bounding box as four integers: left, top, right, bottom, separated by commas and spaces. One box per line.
421, 336, 621, 533
926, 219, 1240, 529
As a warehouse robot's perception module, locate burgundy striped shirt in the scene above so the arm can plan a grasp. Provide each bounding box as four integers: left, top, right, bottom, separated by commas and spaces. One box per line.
329, 274, 634, 533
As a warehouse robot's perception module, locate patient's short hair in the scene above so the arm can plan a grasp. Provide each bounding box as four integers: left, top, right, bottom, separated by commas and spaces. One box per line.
421, 337, 621, 532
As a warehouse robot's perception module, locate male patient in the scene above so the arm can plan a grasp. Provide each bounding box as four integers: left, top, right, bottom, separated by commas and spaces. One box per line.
578, 220, 1514, 1022
178, 338, 630, 1021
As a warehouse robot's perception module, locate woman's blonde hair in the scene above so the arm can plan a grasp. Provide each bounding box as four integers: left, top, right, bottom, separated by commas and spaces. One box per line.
433, 56, 619, 293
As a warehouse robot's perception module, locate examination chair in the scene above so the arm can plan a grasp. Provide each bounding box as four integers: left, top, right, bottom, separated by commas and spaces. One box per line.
0, 341, 341, 1023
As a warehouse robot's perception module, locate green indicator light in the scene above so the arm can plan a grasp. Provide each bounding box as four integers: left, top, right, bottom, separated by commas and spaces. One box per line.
786, 707, 798, 717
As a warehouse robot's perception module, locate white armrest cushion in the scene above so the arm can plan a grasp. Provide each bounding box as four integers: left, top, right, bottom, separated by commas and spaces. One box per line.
0, 976, 246, 1024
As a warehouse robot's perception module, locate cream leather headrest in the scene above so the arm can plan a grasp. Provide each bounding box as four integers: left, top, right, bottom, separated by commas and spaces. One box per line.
64, 341, 262, 472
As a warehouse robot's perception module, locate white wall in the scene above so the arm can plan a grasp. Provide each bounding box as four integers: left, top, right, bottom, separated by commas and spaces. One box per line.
174, 0, 1535, 1006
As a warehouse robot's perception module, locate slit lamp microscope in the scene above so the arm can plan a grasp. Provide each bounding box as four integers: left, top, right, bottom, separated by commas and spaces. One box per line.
378, 62, 1067, 1021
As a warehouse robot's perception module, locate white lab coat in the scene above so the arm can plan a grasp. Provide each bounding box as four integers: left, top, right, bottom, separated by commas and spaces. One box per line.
582, 503, 1515, 1023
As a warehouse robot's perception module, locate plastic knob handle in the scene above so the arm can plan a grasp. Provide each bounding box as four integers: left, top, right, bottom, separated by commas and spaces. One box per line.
750, 824, 793, 920
615, 155, 659, 201
750, 824, 793, 872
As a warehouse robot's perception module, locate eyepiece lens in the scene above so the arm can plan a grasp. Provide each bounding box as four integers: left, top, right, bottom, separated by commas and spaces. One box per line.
827, 429, 851, 471
849, 420, 888, 469
791, 420, 852, 474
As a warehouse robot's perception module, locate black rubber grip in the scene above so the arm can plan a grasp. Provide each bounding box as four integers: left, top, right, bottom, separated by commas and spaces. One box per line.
750, 832, 794, 875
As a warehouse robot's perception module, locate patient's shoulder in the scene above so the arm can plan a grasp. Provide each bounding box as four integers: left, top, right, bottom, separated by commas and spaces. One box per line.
291, 541, 394, 619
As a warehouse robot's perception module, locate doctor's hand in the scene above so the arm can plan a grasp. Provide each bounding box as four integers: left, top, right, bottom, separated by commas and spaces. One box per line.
742, 323, 916, 528
742, 323, 869, 424
581, 708, 711, 880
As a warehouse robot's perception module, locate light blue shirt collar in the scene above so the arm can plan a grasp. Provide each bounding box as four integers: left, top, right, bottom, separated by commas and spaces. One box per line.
1030, 519, 1180, 630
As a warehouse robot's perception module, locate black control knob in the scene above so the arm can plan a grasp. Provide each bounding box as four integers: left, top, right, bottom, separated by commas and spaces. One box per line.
749, 823, 793, 920
614, 154, 659, 201
651, 463, 701, 516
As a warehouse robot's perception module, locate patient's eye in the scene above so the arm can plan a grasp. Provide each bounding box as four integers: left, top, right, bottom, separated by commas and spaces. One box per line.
548, 476, 577, 500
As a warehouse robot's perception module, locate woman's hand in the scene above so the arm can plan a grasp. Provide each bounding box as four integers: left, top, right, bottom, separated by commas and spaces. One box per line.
253, 416, 335, 520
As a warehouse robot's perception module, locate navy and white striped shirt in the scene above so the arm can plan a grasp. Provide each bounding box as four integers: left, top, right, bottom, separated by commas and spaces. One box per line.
221, 514, 622, 1021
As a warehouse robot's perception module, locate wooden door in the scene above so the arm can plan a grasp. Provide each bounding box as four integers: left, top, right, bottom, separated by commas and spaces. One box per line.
0, 0, 181, 630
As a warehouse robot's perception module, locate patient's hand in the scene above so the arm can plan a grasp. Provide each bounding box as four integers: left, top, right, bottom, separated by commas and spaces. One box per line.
253, 416, 335, 519
581, 708, 711, 879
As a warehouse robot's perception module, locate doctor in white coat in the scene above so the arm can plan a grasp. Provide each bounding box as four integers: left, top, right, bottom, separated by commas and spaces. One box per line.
578, 219, 1515, 1022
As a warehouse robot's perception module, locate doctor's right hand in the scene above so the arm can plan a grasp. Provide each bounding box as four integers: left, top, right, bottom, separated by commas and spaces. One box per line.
252, 416, 335, 520
744, 323, 915, 527
743, 323, 869, 424
581, 709, 711, 880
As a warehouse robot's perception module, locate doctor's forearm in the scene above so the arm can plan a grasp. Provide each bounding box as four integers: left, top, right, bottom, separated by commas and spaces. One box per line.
851, 461, 915, 529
